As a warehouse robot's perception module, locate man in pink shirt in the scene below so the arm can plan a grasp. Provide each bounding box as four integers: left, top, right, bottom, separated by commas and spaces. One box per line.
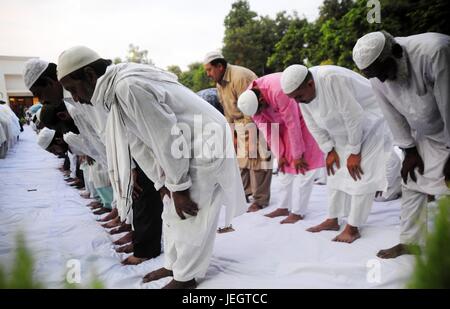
238, 73, 325, 223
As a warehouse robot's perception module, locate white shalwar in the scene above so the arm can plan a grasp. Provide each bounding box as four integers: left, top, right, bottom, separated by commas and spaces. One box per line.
66, 99, 126, 218
278, 169, 319, 216
300, 65, 389, 227
375, 147, 402, 202
370, 33, 450, 244
90, 63, 247, 281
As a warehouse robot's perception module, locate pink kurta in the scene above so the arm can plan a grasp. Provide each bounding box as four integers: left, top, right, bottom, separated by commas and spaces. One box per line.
250, 73, 324, 174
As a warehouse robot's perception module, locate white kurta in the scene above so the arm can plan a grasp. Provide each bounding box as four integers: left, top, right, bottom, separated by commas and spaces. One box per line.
300, 65, 389, 195
65, 100, 107, 168
370, 33, 450, 196
369, 33, 450, 244
90, 63, 246, 280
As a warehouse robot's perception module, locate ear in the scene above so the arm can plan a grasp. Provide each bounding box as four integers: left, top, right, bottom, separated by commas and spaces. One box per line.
56, 111, 69, 121
391, 43, 403, 59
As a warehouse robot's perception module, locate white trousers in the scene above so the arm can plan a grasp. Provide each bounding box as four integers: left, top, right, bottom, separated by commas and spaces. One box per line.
80, 162, 95, 197
328, 189, 374, 227
399, 187, 428, 245
278, 169, 318, 216
375, 149, 402, 202
399, 136, 450, 245
163, 184, 222, 282
314, 167, 327, 185
68, 152, 77, 179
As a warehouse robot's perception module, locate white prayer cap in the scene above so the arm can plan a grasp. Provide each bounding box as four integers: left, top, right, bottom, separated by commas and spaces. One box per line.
203, 50, 224, 65
23, 59, 49, 89
237, 90, 258, 116
353, 31, 386, 70
57, 46, 101, 81
37, 127, 55, 150
280, 64, 308, 95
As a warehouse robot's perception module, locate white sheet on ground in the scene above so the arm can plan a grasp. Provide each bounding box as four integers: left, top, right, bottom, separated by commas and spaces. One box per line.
0, 126, 418, 288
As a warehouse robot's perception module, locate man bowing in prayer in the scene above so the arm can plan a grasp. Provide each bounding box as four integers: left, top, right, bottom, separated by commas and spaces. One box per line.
281, 64, 391, 243
353, 31, 450, 258
57, 46, 246, 289
237, 73, 325, 223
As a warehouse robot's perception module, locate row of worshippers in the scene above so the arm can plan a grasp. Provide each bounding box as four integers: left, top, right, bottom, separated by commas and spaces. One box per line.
23, 62, 166, 268
23, 48, 245, 289
25, 102, 83, 187
0, 95, 22, 159
229, 30, 449, 256
23, 29, 449, 288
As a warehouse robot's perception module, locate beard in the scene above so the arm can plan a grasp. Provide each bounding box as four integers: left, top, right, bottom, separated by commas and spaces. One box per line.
393, 54, 409, 84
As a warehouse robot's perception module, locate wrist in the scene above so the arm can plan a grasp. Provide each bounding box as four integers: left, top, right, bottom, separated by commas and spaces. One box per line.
401, 146, 418, 155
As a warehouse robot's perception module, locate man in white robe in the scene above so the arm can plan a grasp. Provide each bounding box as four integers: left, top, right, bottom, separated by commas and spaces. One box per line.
281, 64, 390, 243
24, 58, 168, 265
353, 31, 450, 258
57, 46, 246, 288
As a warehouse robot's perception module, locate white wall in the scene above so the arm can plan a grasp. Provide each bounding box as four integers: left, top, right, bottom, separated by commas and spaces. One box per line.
0, 55, 37, 102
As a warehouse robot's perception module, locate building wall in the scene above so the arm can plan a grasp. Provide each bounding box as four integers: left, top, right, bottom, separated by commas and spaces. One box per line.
0, 55, 37, 103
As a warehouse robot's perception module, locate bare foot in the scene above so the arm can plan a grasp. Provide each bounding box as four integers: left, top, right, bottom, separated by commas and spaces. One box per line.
280, 213, 304, 224
80, 191, 91, 199
377, 243, 412, 259
87, 200, 100, 207
121, 255, 148, 265
98, 208, 118, 222
265, 208, 289, 218
115, 243, 134, 253
247, 203, 263, 213
89, 202, 103, 209
93, 207, 111, 215
68, 179, 82, 187
142, 267, 173, 283
162, 279, 197, 289
113, 231, 134, 245
332, 224, 361, 243
102, 216, 120, 229
110, 223, 131, 235
307, 218, 339, 232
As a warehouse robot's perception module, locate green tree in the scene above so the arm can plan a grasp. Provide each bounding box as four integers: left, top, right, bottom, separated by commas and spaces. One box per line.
222, 1, 291, 75
408, 196, 450, 288
167, 65, 182, 78
175, 62, 213, 92
266, 0, 449, 72
126, 44, 154, 65
267, 16, 311, 71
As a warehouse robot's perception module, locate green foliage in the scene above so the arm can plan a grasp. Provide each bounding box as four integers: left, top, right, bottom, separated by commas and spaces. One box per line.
408, 196, 450, 288
126, 44, 153, 65
222, 0, 291, 75
0, 232, 104, 289
113, 57, 123, 64
168, 62, 214, 92
0, 233, 42, 288
224, 0, 449, 73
